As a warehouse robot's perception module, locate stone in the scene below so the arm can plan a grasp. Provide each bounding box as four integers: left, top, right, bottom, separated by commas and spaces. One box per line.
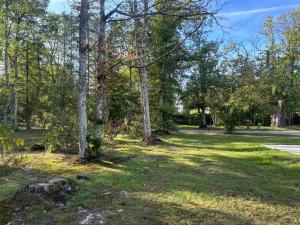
119, 191, 129, 199
27, 178, 71, 195
58, 203, 65, 208
28, 183, 53, 193
48, 178, 69, 190
80, 213, 94, 225
79, 212, 106, 225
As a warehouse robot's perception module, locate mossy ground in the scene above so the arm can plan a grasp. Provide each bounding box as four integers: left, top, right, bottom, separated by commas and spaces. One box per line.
0, 128, 299, 224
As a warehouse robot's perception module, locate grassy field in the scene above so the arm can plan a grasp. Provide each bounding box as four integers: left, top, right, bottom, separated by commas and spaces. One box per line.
1, 129, 300, 225
179, 124, 300, 132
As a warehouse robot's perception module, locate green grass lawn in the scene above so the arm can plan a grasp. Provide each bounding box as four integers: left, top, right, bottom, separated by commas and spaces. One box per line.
1, 129, 300, 225
180, 124, 300, 131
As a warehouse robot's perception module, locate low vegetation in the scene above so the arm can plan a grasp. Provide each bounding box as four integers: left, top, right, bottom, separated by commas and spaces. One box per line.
1, 129, 299, 224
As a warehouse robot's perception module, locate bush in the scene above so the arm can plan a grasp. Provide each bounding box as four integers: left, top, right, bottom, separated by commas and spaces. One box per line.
221, 108, 240, 134
45, 122, 78, 152
125, 119, 143, 138
87, 135, 102, 158
103, 119, 125, 141
0, 125, 24, 166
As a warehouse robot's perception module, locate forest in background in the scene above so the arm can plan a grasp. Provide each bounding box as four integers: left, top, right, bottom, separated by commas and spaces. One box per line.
0, 0, 299, 162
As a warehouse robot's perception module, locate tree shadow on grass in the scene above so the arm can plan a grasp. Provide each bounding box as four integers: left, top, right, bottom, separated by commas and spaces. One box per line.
109, 132, 300, 209
1, 130, 300, 224
172, 131, 300, 145
103, 196, 251, 225
1, 150, 299, 224
163, 141, 269, 152
0, 166, 16, 177
161, 131, 300, 154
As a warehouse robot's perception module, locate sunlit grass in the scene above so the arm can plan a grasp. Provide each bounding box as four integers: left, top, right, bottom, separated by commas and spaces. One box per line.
1, 129, 300, 224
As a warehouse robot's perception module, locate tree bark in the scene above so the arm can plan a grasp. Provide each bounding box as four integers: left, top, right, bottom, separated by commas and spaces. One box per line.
213, 114, 217, 125
201, 108, 207, 128
197, 108, 201, 128
134, 0, 152, 143
95, 0, 107, 139
2, 0, 10, 125
158, 65, 165, 131
87, 16, 90, 96
128, 66, 135, 123
13, 24, 20, 131
271, 99, 287, 128
25, 42, 31, 130
158, 90, 164, 130
78, 0, 89, 162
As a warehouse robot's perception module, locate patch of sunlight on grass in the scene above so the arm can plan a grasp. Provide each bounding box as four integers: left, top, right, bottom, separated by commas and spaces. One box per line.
138, 190, 300, 225
1, 129, 300, 224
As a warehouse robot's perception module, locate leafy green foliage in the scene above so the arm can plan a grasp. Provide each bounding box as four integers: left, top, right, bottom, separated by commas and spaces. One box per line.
149, 1, 184, 132
0, 125, 24, 166
182, 41, 220, 127
87, 135, 102, 158
45, 123, 77, 152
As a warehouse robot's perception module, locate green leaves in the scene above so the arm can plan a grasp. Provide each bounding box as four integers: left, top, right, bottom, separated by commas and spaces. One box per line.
0, 125, 25, 166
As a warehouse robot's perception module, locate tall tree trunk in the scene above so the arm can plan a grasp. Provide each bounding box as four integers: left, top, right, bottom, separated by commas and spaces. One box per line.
271, 99, 287, 128
25, 43, 31, 130
13, 21, 20, 131
134, 0, 152, 143
213, 114, 217, 125
63, 15, 66, 68
197, 108, 201, 127
13, 48, 19, 131
78, 0, 89, 162
200, 108, 207, 128
158, 90, 164, 130
158, 66, 165, 131
95, 0, 107, 139
2, 0, 10, 125
70, 12, 75, 74
128, 66, 135, 123
87, 17, 90, 96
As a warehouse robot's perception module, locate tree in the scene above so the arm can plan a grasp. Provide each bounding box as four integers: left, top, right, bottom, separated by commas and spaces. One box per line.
2, 0, 10, 125
0, 0, 48, 130
149, 0, 183, 133
78, 0, 89, 162
94, 0, 122, 140
261, 9, 300, 127
132, 0, 153, 144
184, 41, 220, 128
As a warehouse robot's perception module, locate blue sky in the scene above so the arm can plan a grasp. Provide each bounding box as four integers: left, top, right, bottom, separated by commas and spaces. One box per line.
48, 0, 69, 13
217, 0, 300, 46
48, 0, 300, 47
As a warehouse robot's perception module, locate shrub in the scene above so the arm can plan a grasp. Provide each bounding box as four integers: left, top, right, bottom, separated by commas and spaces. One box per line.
87, 135, 102, 158
45, 122, 78, 152
0, 125, 24, 166
219, 107, 240, 134
103, 119, 125, 141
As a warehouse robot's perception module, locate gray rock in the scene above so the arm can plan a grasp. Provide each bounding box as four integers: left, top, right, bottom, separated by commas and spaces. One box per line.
49, 178, 69, 190
28, 183, 53, 193
119, 191, 130, 199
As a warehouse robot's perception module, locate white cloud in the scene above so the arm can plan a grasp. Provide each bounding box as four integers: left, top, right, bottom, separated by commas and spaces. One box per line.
221, 4, 300, 17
